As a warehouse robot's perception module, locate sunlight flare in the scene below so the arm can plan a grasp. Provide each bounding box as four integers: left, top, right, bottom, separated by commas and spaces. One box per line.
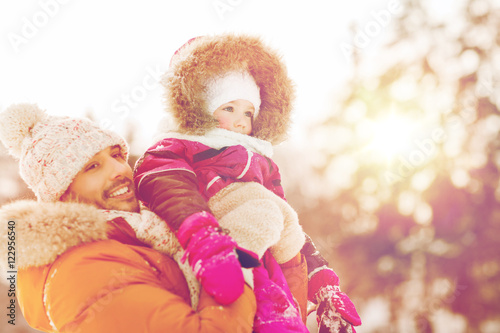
366, 114, 416, 162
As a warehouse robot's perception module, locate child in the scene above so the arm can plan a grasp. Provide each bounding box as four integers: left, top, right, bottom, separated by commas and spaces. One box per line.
134, 34, 361, 332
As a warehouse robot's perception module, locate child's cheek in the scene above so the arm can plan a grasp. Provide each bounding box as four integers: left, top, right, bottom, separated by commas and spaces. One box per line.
218, 120, 230, 130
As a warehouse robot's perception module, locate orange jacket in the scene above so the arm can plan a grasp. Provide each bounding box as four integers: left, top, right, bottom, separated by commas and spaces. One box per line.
1, 200, 255, 333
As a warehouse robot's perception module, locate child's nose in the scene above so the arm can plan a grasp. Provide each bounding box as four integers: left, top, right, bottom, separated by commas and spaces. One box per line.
234, 116, 246, 127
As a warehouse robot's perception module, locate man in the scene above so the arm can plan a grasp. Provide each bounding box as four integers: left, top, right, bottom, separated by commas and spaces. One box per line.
0, 103, 256, 332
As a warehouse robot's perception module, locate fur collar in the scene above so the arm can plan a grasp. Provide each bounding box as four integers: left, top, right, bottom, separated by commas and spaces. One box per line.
161, 34, 295, 145
155, 128, 274, 158
0, 200, 200, 309
0, 200, 108, 269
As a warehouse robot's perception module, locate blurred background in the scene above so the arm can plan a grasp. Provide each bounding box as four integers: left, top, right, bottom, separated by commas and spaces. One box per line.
1, 0, 499, 332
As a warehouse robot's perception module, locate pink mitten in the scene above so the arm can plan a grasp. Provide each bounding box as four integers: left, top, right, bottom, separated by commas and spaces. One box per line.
316, 288, 358, 333
177, 211, 245, 305
309, 267, 362, 329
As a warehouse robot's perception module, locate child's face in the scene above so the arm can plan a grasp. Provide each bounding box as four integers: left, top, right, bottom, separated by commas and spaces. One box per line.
213, 99, 254, 135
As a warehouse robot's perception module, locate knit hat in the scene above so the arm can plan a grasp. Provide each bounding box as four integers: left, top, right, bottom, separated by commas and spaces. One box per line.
205, 71, 261, 118
0, 103, 129, 202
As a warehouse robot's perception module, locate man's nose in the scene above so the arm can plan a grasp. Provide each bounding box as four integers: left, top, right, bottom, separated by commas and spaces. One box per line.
107, 157, 128, 180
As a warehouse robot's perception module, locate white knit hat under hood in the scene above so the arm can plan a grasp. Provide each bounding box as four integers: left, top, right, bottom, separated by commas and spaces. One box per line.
205, 71, 261, 117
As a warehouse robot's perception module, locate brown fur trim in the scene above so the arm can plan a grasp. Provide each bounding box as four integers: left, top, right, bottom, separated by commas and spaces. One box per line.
0, 200, 108, 269
161, 34, 295, 145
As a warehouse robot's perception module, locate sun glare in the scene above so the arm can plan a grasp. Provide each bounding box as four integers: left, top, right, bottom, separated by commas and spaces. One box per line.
366, 115, 416, 162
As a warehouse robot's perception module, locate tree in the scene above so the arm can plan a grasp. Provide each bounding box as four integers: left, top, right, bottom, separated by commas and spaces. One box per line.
281, 1, 500, 331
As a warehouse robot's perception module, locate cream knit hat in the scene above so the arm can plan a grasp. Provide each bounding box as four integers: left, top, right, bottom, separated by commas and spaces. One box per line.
0, 103, 129, 202
205, 71, 261, 117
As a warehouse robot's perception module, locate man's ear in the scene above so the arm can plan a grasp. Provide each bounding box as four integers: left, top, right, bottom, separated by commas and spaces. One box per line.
59, 188, 76, 202
59, 190, 69, 202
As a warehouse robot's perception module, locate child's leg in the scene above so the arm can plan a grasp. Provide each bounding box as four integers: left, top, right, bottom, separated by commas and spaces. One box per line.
209, 182, 306, 261
209, 182, 308, 323
209, 183, 285, 258
267, 197, 305, 264
218, 199, 284, 258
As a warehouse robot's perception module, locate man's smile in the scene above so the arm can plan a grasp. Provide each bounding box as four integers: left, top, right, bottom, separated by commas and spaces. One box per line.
104, 179, 135, 200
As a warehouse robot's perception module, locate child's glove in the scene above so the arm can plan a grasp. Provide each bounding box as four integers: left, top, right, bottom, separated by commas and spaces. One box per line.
309, 267, 362, 331
177, 211, 249, 305
316, 297, 356, 333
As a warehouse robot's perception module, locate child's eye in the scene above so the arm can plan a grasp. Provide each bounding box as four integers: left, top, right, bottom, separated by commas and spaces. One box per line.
112, 152, 124, 159
85, 163, 99, 172
223, 106, 234, 112
245, 111, 253, 118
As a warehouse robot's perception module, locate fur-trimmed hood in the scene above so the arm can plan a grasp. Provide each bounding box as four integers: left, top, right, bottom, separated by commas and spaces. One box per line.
161, 34, 295, 145
0, 200, 108, 269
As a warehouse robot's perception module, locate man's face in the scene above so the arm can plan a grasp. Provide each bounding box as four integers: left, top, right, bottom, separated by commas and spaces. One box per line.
60, 145, 140, 212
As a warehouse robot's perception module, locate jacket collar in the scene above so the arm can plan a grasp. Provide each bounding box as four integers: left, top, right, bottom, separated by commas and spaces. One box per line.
0, 200, 109, 269
155, 128, 274, 157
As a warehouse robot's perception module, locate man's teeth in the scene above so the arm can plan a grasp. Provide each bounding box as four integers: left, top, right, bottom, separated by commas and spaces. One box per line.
109, 186, 128, 198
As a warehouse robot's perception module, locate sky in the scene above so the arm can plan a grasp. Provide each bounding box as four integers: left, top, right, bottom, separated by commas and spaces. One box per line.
0, 0, 398, 153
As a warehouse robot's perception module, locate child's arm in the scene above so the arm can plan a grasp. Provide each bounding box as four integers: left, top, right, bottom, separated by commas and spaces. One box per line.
301, 234, 362, 330
262, 157, 361, 328
134, 139, 253, 305
262, 156, 286, 199
134, 140, 210, 231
